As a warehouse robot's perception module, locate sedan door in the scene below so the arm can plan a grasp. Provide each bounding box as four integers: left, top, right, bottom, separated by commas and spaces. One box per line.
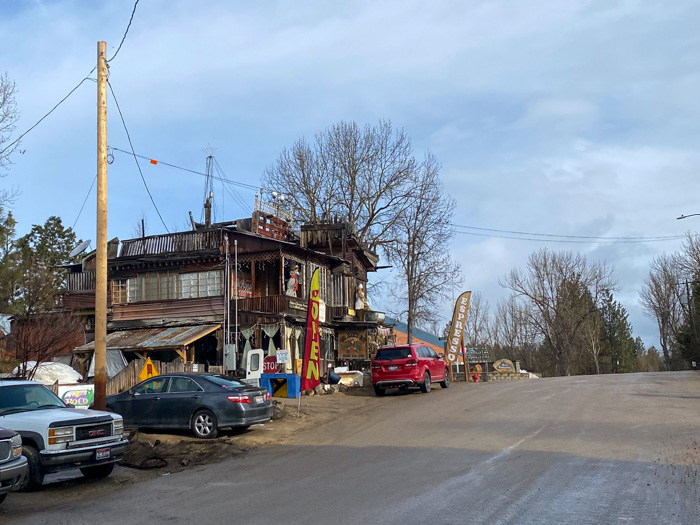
158, 377, 205, 428
126, 377, 170, 427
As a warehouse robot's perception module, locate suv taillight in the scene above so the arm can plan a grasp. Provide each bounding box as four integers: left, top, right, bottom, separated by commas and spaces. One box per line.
406, 359, 418, 367
371, 362, 381, 370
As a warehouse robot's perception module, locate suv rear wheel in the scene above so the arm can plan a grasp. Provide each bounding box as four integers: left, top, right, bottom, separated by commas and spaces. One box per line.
373, 385, 386, 397
420, 372, 431, 393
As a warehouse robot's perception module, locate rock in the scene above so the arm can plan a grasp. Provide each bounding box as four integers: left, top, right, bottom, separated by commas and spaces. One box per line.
306, 389, 315, 396
272, 400, 287, 420
180, 454, 191, 467
314, 384, 324, 395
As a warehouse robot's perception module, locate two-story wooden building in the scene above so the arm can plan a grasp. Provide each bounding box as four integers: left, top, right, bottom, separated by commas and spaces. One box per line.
67, 209, 386, 378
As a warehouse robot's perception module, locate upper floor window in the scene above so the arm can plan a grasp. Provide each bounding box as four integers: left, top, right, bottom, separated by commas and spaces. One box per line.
179, 271, 222, 299
112, 279, 128, 304
111, 270, 222, 304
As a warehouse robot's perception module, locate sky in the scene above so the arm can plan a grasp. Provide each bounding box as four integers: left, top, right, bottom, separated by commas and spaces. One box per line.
1, 0, 699, 347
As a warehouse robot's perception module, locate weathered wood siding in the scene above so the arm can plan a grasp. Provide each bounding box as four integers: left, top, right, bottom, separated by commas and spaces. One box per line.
111, 296, 225, 322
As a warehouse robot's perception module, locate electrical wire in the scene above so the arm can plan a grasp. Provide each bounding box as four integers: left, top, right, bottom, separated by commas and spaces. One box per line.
107, 80, 170, 233
452, 223, 684, 241
107, 0, 140, 62
109, 147, 261, 190
72, 174, 98, 230
454, 228, 684, 244
0, 67, 96, 158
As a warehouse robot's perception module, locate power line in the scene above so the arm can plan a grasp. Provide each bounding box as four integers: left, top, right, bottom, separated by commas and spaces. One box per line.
107, 80, 170, 233
107, 0, 141, 63
452, 223, 684, 242
72, 174, 98, 230
454, 228, 684, 244
109, 147, 261, 190
0, 67, 96, 157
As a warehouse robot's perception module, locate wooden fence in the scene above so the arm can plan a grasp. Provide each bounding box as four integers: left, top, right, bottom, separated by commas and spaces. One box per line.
106, 359, 224, 395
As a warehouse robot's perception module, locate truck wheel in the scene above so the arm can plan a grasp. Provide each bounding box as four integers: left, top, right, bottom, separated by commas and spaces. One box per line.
81, 463, 115, 479
19, 445, 44, 492
191, 409, 219, 439
420, 372, 431, 393
440, 369, 450, 389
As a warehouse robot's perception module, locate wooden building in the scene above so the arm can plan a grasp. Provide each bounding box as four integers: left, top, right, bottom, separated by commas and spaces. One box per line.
65, 210, 385, 376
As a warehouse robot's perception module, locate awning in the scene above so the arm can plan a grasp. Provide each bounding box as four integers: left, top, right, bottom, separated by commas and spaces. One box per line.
73, 324, 221, 353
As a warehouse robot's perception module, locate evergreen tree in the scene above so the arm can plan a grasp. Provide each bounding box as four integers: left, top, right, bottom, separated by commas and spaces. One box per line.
600, 291, 636, 373
676, 276, 700, 367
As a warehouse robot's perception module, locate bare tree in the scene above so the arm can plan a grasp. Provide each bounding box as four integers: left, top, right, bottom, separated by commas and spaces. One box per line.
464, 291, 490, 348
582, 309, 603, 374
501, 249, 616, 376
262, 120, 416, 251
385, 153, 461, 342
640, 254, 682, 369
132, 213, 149, 238
0, 72, 19, 171
493, 295, 529, 361
11, 311, 84, 379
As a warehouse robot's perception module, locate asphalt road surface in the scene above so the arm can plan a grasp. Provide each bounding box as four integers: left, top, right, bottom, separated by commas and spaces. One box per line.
3, 371, 699, 524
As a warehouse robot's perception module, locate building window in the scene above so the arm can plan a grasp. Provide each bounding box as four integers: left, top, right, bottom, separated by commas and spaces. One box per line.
179, 271, 223, 299
112, 279, 128, 304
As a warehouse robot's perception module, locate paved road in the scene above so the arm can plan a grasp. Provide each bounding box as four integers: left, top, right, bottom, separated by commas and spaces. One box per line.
3, 371, 699, 524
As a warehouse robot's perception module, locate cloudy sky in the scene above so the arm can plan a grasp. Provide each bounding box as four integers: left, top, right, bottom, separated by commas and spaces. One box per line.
1, 0, 699, 346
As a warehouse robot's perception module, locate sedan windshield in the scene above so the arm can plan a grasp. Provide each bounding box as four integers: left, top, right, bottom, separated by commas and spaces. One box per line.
0, 384, 66, 415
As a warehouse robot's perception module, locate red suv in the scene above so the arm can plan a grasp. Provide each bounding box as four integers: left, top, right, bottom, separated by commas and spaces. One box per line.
371, 343, 450, 396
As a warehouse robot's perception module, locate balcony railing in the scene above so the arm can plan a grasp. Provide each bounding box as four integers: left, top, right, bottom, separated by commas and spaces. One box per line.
235, 295, 384, 322
67, 272, 96, 292
119, 230, 224, 258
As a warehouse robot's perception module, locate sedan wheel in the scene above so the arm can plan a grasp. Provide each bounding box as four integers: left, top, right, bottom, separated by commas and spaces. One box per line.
191, 409, 219, 439
420, 372, 431, 393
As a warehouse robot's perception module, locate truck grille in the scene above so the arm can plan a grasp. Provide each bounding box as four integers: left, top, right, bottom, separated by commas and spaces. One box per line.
76, 423, 113, 441
0, 440, 10, 462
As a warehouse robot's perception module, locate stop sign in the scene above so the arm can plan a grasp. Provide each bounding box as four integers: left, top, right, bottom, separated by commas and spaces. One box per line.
263, 355, 279, 374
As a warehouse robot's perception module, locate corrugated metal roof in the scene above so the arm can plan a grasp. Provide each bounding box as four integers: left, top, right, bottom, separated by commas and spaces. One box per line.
74, 324, 220, 352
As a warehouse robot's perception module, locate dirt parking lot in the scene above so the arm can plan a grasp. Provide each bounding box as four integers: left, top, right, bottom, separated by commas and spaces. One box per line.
3, 387, 380, 514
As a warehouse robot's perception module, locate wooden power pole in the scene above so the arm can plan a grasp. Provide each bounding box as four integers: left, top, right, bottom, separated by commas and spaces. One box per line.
94, 41, 108, 410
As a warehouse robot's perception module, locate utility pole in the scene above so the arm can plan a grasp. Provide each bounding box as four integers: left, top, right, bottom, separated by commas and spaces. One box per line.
94, 41, 108, 410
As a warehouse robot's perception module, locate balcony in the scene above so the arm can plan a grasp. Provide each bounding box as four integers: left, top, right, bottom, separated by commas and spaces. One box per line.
235, 295, 384, 323
119, 230, 224, 258
235, 295, 308, 317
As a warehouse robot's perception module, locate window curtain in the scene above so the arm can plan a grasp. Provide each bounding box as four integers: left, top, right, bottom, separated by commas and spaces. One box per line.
241, 326, 255, 368
262, 324, 279, 356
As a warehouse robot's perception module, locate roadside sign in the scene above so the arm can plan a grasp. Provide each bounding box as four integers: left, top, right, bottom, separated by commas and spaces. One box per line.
277, 349, 290, 364
138, 357, 159, 382
263, 355, 280, 374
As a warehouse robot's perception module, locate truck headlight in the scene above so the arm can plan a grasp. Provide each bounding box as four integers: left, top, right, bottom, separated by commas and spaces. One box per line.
113, 419, 123, 436
11, 434, 22, 457
48, 426, 73, 445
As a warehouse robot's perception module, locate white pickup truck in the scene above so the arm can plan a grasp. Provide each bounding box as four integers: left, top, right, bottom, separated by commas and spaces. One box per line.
0, 380, 128, 490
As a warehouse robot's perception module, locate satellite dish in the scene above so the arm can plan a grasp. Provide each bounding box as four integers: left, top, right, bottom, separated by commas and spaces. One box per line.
69, 240, 92, 258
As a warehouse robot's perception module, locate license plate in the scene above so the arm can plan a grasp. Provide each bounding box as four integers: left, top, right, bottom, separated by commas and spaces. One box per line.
96, 448, 110, 460
255, 395, 264, 404
388, 366, 398, 371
